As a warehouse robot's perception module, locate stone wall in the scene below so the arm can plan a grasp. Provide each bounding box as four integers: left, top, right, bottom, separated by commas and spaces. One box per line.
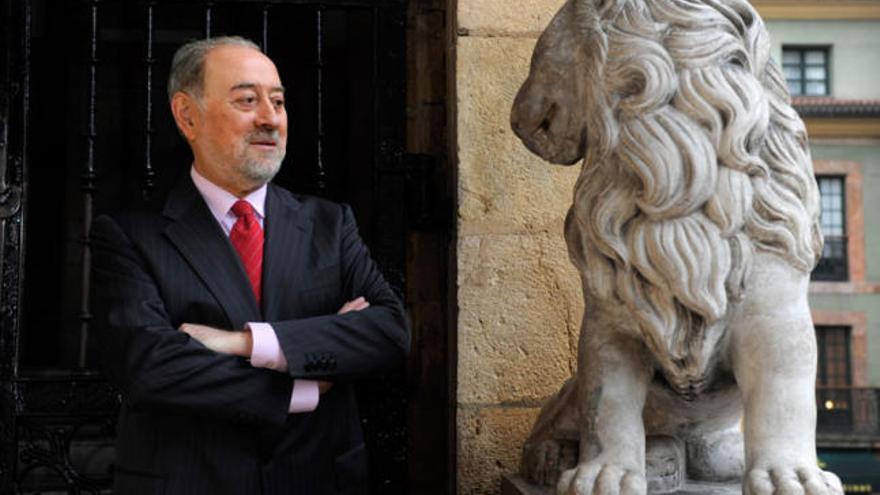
453, 1, 584, 492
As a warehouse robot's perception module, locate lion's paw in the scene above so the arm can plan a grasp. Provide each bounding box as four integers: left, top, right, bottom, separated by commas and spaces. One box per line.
745, 466, 843, 495
523, 439, 577, 486
556, 462, 646, 495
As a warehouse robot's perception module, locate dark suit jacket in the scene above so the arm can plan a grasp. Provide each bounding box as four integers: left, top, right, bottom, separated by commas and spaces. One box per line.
91, 176, 410, 495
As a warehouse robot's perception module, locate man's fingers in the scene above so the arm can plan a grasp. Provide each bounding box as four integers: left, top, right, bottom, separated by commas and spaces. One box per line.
179, 323, 217, 343
337, 297, 370, 314
180, 323, 216, 338
337, 298, 359, 314
318, 381, 334, 394
341, 302, 369, 313
180, 323, 214, 342
177, 323, 249, 356
179, 323, 203, 336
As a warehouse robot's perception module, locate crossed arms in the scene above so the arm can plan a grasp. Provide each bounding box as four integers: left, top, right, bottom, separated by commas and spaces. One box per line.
178, 296, 371, 394
91, 204, 409, 428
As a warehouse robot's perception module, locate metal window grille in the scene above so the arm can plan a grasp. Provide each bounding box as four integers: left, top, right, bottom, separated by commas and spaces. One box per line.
816, 326, 852, 387
812, 175, 848, 281
782, 46, 830, 96
816, 325, 854, 433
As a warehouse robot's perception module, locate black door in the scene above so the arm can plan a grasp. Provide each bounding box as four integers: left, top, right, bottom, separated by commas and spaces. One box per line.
0, 0, 410, 492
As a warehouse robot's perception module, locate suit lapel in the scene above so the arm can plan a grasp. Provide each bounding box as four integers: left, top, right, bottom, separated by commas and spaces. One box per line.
262, 184, 313, 320
162, 177, 261, 329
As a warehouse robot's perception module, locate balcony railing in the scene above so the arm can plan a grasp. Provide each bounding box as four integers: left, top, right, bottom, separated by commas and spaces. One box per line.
816, 387, 880, 444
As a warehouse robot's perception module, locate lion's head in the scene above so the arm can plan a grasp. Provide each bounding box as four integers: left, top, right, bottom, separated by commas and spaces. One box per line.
511, 0, 822, 390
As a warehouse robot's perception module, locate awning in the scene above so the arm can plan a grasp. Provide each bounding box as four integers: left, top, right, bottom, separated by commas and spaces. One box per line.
818, 449, 880, 494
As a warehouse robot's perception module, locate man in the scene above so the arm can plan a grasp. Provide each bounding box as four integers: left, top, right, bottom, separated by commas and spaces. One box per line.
91, 36, 409, 494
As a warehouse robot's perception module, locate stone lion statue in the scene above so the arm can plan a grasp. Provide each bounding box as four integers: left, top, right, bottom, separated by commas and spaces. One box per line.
509, 0, 843, 494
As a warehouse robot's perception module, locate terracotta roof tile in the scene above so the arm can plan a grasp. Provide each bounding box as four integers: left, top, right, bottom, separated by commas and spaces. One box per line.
792, 96, 880, 106
791, 96, 880, 117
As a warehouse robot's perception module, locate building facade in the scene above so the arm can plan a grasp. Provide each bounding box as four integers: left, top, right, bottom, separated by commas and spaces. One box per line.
758, 1, 880, 491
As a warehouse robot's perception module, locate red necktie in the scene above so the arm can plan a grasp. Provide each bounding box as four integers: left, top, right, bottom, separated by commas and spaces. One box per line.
230, 200, 263, 305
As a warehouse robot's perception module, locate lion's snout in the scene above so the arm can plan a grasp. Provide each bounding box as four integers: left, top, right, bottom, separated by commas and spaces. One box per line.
511, 81, 587, 166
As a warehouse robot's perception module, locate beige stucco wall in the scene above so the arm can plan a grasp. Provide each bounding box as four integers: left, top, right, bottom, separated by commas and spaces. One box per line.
454, 0, 583, 492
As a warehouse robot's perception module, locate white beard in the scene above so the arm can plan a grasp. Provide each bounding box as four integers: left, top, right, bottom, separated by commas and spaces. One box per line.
238, 150, 285, 184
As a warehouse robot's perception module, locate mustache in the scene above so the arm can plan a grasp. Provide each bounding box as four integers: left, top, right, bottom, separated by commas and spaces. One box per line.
247, 130, 283, 143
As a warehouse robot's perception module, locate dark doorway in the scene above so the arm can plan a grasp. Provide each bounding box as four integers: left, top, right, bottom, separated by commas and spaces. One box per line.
1, 0, 450, 493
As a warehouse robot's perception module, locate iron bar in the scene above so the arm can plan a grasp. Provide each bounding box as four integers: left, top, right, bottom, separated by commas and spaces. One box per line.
0, 118, 6, 194
316, 6, 325, 190
78, 0, 100, 370
0, 90, 7, 205
0, 0, 31, 388
205, 2, 214, 38
372, 5, 379, 201
0, 8, 8, 381
143, 2, 156, 201
261, 4, 270, 52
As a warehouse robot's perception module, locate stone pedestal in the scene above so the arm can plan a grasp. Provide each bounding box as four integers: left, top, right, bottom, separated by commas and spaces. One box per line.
501, 474, 741, 495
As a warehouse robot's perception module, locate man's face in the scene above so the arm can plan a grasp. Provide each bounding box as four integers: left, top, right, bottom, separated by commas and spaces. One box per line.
185, 44, 288, 195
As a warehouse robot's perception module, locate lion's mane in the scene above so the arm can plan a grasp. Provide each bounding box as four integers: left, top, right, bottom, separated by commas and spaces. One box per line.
565, 0, 822, 390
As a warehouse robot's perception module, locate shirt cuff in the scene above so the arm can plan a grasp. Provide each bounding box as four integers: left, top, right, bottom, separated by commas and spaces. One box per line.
247, 322, 288, 372
247, 322, 320, 414
289, 379, 320, 413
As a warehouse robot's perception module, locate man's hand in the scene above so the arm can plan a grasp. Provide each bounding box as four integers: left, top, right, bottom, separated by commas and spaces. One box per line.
180, 323, 252, 357
312, 297, 370, 395
181, 299, 367, 393
338, 296, 369, 314
182, 323, 333, 395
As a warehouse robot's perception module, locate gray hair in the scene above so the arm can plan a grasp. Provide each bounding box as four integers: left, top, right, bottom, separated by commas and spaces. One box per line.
167, 36, 262, 103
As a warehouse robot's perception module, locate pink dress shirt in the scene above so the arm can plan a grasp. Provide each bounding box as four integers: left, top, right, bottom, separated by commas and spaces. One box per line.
190, 167, 319, 413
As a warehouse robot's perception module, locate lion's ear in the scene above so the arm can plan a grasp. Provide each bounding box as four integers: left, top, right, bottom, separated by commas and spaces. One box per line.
593, 0, 623, 18
606, 34, 677, 119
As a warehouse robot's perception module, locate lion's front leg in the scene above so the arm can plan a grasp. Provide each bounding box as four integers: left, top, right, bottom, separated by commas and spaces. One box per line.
731, 259, 843, 495
558, 333, 652, 495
